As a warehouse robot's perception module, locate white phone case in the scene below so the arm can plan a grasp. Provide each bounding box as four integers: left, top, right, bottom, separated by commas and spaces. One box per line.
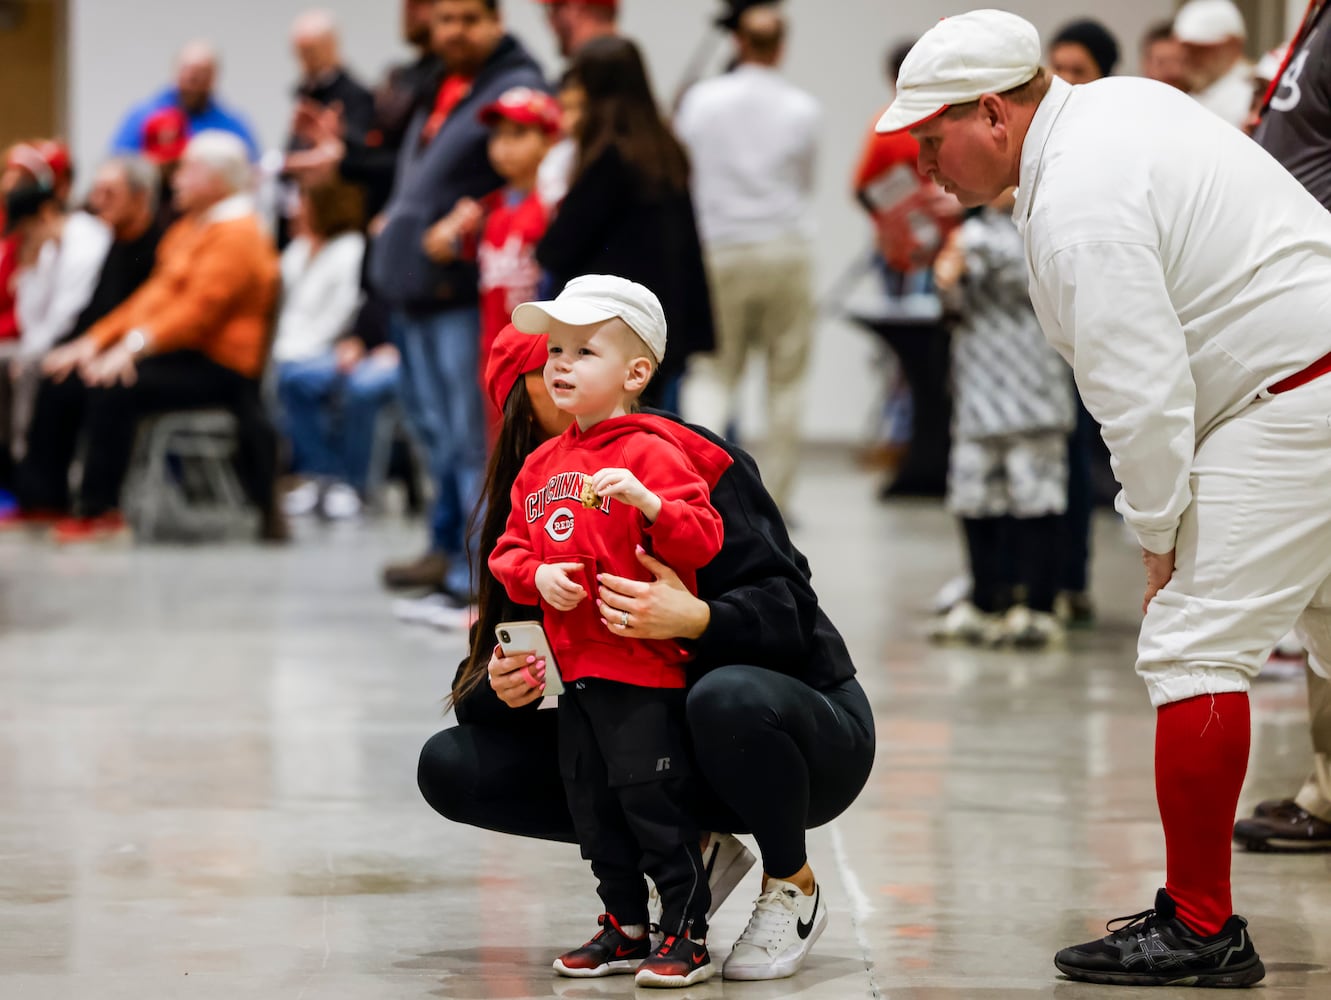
495, 620, 565, 696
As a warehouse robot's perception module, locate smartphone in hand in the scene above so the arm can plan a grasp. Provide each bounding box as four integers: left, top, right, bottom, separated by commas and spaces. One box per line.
495, 620, 565, 696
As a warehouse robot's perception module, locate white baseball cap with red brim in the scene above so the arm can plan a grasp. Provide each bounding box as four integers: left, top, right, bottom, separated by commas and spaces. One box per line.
875, 9, 1043, 135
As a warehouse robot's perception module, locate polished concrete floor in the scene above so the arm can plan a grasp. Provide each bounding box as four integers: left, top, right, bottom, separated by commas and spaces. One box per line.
2, 456, 1328, 999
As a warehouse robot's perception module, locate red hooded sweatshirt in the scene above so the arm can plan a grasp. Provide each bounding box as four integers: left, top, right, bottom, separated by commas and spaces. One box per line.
490, 413, 733, 688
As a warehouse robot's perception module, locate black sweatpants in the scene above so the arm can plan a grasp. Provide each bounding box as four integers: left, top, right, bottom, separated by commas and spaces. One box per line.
560, 679, 707, 938
418, 668, 875, 886
18, 351, 278, 518
963, 515, 1061, 614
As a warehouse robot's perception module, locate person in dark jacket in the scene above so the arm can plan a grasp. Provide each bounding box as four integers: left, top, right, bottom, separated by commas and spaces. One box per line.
417, 323, 875, 983
278, 10, 375, 247
366, 0, 546, 602
536, 36, 715, 408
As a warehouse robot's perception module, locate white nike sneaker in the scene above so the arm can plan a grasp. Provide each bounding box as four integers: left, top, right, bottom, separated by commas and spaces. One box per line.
722, 878, 827, 981
647, 833, 757, 946
927, 600, 1000, 646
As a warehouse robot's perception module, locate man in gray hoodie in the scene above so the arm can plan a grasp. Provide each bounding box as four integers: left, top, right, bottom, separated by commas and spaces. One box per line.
368, 0, 545, 602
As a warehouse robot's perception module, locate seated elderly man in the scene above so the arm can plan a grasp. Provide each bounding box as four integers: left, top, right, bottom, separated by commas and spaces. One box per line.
36, 131, 282, 542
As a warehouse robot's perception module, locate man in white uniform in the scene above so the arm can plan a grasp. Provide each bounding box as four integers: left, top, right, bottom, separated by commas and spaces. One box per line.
877, 8, 1331, 989
1174, 0, 1255, 128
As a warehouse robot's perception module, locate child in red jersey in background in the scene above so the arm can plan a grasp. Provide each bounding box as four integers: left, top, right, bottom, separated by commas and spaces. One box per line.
422, 87, 560, 435
490, 275, 732, 988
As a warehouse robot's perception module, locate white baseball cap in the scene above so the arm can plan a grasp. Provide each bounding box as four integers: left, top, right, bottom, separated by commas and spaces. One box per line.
1173, 0, 1247, 45
876, 9, 1042, 135
512, 274, 667, 364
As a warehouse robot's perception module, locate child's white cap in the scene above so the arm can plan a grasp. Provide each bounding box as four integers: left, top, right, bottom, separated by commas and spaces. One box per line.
512, 274, 667, 363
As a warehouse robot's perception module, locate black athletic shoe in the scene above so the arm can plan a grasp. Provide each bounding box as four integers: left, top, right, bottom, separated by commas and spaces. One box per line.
553, 914, 650, 978
1054, 888, 1265, 988
635, 934, 715, 988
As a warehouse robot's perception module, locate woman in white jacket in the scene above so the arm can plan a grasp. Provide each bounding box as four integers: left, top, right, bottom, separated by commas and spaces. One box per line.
273, 180, 397, 519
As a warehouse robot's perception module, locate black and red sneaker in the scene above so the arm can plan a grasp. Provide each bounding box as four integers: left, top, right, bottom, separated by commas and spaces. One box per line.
552, 913, 650, 978
635, 934, 715, 989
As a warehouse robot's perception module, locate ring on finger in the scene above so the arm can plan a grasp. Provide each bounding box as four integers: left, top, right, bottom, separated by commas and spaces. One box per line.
621, 611, 630, 628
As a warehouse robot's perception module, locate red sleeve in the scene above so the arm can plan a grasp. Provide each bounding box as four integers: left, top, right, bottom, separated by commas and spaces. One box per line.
632, 439, 724, 574
488, 475, 544, 606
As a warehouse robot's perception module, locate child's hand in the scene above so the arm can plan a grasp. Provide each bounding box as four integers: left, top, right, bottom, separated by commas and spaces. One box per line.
421, 216, 460, 262
590, 468, 662, 522
450, 197, 485, 237
535, 562, 588, 611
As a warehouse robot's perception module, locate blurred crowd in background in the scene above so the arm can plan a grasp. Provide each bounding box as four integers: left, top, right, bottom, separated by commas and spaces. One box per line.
0, 0, 1303, 655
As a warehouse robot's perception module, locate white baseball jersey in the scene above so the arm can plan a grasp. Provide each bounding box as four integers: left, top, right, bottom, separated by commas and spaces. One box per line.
1015, 75, 1331, 554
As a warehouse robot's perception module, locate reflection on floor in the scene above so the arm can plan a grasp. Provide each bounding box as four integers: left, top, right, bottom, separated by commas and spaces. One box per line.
1, 456, 1327, 998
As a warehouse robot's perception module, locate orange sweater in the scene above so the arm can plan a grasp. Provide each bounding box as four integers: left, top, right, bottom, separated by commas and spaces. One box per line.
89, 210, 279, 378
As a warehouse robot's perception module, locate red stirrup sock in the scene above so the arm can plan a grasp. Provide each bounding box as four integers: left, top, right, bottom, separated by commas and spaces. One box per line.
1155, 692, 1251, 935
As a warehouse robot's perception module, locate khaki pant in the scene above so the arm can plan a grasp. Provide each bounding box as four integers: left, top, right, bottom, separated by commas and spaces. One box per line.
1295, 652, 1331, 822
684, 239, 813, 511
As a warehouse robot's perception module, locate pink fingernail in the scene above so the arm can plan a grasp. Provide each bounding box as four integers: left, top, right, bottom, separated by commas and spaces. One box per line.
635, 544, 644, 554
526, 656, 536, 664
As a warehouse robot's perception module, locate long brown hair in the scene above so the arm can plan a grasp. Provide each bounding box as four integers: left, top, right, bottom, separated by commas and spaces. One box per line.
449, 377, 544, 709
567, 35, 690, 194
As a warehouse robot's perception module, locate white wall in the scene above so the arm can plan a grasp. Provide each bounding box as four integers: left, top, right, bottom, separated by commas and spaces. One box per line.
69, 0, 1174, 442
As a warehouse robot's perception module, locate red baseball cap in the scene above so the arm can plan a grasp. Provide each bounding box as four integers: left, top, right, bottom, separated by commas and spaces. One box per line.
5, 140, 73, 187
479, 87, 563, 136
485, 322, 548, 415
141, 107, 190, 165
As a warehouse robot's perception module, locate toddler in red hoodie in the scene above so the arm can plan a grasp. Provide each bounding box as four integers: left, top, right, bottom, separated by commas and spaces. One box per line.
490, 274, 732, 988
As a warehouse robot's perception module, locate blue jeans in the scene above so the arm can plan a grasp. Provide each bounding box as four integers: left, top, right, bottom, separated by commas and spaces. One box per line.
390, 306, 485, 595
276, 353, 400, 495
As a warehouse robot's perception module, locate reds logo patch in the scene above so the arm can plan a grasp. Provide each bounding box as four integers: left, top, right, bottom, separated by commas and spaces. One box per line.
545, 505, 576, 542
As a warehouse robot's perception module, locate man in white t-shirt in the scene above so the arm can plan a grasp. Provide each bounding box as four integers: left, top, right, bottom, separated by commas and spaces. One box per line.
877, 8, 1331, 988
676, 4, 819, 511
1174, 0, 1254, 128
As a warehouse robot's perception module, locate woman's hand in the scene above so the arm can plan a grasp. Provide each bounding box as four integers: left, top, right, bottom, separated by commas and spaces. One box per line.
932, 226, 966, 293
487, 647, 547, 708
536, 562, 587, 611
597, 546, 711, 641
590, 467, 661, 521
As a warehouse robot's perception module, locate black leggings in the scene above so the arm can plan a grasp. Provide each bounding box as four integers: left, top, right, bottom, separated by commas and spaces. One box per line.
418, 667, 876, 880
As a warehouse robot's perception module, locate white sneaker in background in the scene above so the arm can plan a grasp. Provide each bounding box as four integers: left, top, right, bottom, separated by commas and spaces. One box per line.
931, 574, 973, 614
392, 591, 456, 626
320, 482, 363, 520
281, 480, 321, 517
722, 878, 827, 981
425, 601, 478, 632
927, 601, 999, 645
999, 606, 1066, 649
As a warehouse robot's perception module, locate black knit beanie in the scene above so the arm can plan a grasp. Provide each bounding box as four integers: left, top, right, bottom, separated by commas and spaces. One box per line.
1052, 19, 1121, 78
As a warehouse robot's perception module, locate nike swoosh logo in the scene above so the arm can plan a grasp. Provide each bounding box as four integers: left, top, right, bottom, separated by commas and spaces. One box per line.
615, 945, 639, 958
797, 887, 820, 940
692, 951, 707, 966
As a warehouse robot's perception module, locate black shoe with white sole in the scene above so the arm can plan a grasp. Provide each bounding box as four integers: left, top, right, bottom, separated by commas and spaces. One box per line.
553, 914, 650, 978
1054, 888, 1265, 988
634, 934, 715, 988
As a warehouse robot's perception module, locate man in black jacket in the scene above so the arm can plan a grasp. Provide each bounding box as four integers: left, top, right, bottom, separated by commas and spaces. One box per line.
369, 0, 545, 604
278, 10, 375, 246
